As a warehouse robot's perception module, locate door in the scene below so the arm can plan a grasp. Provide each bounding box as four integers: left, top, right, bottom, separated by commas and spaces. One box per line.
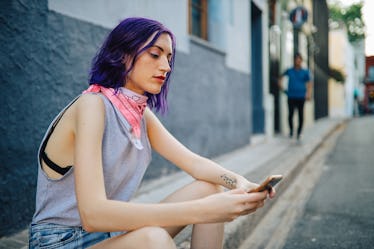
251, 2, 264, 134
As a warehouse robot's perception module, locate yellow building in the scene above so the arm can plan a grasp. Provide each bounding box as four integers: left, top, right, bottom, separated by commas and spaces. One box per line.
328, 28, 347, 117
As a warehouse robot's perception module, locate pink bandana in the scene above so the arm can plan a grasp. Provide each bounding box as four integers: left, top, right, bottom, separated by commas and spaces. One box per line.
83, 84, 148, 139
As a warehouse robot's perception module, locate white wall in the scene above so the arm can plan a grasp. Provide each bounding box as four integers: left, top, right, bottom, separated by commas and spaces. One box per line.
225, 0, 250, 74
345, 43, 355, 116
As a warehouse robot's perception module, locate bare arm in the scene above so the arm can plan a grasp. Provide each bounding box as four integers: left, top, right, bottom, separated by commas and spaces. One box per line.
73, 95, 266, 232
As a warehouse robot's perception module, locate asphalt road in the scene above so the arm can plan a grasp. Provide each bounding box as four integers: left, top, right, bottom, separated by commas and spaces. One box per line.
283, 116, 374, 249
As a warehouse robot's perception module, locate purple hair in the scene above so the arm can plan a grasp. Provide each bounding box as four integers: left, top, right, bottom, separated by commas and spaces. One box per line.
89, 17, 176, 114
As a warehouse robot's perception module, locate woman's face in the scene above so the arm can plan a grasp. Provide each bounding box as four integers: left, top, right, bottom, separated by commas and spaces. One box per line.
125, 33, 172, 95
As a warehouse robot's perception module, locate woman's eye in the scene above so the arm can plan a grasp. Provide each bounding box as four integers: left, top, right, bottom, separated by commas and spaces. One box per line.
150, 53, 159, 59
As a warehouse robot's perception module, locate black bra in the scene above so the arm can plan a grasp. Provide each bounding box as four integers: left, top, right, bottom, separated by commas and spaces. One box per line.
40, 151, 72, 175
39, 100, 78, 176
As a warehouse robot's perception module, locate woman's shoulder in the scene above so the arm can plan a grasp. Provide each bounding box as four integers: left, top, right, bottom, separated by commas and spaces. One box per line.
74, 93, 106, 118
77, 93, 105, 107
143, 107, 158, 123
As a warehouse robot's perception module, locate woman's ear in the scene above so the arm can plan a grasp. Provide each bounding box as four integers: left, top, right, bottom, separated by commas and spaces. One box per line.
122, 54, 135, 72
121, 55, 129, 65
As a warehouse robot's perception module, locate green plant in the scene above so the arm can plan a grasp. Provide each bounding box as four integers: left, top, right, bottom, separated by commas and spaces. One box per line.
328, 1, 365, 43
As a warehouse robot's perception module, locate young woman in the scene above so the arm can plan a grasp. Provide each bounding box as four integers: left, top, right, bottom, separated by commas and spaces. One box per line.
29, 17, 276, 249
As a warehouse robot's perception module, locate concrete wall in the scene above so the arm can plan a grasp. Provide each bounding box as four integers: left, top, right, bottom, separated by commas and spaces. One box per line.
0, 0, 251, 236
0, 0, 107, 236
329, 28, 358, 117
328, 29, 346, 117
328, 29, 349, 117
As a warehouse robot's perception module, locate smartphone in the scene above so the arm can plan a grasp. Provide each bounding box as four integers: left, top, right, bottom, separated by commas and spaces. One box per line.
249, 175, 283, 193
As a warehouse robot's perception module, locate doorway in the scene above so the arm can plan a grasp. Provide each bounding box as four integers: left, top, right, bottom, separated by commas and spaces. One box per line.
251, 2, 264, 134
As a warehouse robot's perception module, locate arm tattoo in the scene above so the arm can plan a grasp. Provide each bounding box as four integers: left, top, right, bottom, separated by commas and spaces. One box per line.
220, 174, 237, 189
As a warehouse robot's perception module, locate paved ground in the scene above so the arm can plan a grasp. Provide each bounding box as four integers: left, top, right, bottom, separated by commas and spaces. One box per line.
238, 117, 345, 249
283, 116, 374, 249
238, 116, 374, 249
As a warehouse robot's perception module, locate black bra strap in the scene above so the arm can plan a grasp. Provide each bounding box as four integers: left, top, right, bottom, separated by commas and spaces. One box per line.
41, 151, 72, 175
39, 96, 80, 175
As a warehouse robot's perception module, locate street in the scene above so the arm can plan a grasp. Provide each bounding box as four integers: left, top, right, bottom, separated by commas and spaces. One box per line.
283, 116, 374, 248
239, 116, 374, 249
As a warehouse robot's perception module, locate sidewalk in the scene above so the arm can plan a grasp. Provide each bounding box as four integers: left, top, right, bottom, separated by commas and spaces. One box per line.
0, 117, 345, 249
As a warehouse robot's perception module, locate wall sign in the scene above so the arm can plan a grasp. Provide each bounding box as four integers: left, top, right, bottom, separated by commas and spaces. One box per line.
289, 6, 308, 29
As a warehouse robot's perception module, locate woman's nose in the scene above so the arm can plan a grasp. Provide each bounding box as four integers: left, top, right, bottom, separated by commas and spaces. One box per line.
160, 57, 171, 73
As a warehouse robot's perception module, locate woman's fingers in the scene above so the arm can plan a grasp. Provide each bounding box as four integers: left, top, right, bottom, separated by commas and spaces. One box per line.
222, 191, 266, 216
240, 200, 265, 216
205, 189, 270, 222
236, 192, 267, 216
268, 187, 276, 199
257, 200, 265, 208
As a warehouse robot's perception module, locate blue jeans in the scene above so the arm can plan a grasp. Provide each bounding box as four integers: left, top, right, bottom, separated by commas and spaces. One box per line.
29, 223, 112, 249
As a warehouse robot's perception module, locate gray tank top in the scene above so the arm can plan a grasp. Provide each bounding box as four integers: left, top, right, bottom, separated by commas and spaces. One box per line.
32, 93, 152, 226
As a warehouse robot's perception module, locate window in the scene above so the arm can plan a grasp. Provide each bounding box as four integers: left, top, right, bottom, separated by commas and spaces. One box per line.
189, 0, 208, 40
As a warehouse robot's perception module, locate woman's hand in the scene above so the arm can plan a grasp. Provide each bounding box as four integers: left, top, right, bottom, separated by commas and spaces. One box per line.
236, 175, 277, 199
235, 175, 258, 192
198, 189, 268, 223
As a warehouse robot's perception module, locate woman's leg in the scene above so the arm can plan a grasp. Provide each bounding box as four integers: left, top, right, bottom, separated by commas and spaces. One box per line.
161, 180, 224, 249
89, 226, 176, 249
90, 180, 223, 249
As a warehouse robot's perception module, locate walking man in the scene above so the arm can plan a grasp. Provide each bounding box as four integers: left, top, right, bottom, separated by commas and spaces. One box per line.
278, 52, 312, 140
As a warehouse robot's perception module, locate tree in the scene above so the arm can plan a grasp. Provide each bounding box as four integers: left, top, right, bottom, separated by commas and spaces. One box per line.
328, 1, 365, 42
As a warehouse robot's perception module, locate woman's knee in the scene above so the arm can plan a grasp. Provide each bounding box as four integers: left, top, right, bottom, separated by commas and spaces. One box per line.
90, 227, 175, 249
194, 180, 223, 196
138, 227, 176, 248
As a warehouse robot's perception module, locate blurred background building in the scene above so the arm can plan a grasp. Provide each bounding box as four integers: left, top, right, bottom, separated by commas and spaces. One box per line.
328, 25, 365, 117
328, 0, 366, 117
363, 56, 374, 113
0, 0, 367, 238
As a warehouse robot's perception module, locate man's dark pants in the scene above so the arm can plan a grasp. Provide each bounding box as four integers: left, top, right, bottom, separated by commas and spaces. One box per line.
287, 98, 305, 138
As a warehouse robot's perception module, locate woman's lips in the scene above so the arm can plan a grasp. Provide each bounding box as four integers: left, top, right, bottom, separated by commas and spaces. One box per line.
154, 76, 166, 83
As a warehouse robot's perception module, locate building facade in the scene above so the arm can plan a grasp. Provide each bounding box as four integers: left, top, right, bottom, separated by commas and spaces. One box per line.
363, 56, 374, 113
329, 27, 365, 117
328, 27, 353, 117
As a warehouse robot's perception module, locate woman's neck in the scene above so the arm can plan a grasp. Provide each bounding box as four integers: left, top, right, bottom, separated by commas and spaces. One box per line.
120, 87, 148, 104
